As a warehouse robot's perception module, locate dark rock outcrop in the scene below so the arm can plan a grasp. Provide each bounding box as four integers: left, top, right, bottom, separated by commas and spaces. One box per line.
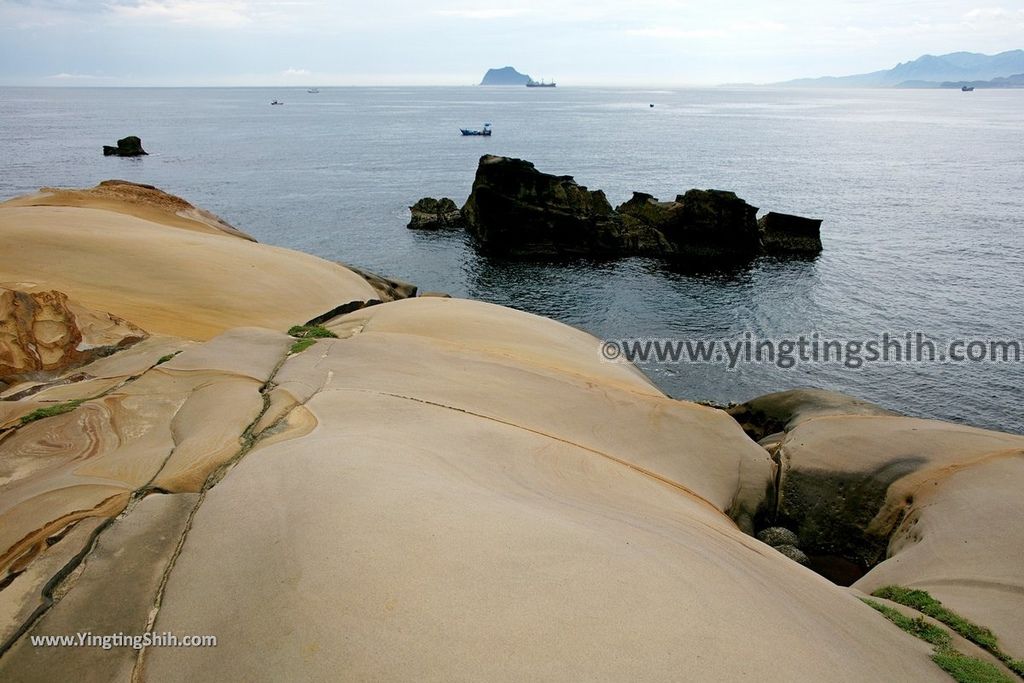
758, 212, 824, 254
449, 156, 821, 263
102, 136, 147, 157
461, 156, 624, 257
617, 189, 762, 261
407, 197, 464, 231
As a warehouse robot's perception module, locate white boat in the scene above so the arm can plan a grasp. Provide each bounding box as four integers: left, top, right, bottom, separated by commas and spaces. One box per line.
307, 88, 320, 94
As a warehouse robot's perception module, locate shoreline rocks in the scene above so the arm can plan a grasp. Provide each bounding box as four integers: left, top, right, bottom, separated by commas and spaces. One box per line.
409, 155, 824, 264
102, 136, 147, 157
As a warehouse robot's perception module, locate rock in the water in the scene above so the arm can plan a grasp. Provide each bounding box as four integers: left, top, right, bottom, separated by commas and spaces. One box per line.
102, 136, 147, 157
461, 155, 626, 257
457, 156, 815, 263
408, 197, 464, 230
617, 189, 762, 261
774, 544, 810, 565
759, 211, 823, 254
756, 526, 800, 548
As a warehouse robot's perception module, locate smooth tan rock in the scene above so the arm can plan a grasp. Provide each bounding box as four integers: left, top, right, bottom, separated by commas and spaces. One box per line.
144, 389, 940, 681
765, 409, 1024, 656
0, 197, 377, 340
0, 493, 199, 683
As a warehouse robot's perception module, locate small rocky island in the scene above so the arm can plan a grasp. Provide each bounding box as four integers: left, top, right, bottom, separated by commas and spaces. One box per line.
102, 135, 147, 157
479, 66, 532, 86
410, 155, 823, 263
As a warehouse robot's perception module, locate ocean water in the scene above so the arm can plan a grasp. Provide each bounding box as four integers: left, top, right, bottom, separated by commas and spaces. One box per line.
1, 86, 1022, 433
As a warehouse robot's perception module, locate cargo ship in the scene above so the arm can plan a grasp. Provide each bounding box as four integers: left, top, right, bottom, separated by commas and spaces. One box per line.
526, 79, 556, 88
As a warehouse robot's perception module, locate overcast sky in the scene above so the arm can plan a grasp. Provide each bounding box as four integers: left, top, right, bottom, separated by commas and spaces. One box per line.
1, 0, 1022, 86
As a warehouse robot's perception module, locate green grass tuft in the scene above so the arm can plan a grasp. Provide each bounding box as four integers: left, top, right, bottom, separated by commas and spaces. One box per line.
20, 400, 84, 425
860, 598, 951, 646
156, 353, 179, 365
289, 338, 317, 354
873, 586, 998, 650
932, 646, 1013, 683
287, 325, 337, 339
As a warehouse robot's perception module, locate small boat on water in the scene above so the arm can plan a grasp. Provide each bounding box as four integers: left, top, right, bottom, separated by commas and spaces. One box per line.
460, 123, 492, 136
271, 100, 284, 105
961, 85, 975, 92
307, 88, 320, 94
526, 79, 556, 88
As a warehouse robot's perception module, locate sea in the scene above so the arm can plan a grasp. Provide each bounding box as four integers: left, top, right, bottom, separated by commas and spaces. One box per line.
1, 86, 1022, 433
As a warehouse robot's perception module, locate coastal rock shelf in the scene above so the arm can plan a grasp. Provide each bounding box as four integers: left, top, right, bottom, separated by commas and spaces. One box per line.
1, 183, 1021, 680
410, 155, 824, 263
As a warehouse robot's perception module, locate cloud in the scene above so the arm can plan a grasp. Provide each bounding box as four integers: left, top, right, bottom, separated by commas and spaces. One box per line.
46, 72, 112, 80
105, 0, 256, 26
282, 67, 310, 76
434, 7, 529, 19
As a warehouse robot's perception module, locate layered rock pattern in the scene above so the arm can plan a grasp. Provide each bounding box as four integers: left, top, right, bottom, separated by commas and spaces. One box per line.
0, 288, 147, 391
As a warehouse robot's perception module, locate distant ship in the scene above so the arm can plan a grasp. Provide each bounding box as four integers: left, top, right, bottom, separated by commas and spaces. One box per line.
526, 79, 556, 88
460, 123, 492, 136
307, 88, 320, 94
961, 85, 975, 92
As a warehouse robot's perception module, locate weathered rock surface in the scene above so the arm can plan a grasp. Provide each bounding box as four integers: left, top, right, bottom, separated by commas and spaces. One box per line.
0, 288, 147, 387
448, 155, 822, 262
0, 186, 1018, 681
407, 197, 464, 230
736, 387, 1024, 657
342, 265, 418, 301
727, 387, 897, 441
102, 136, 147, 157
0, 183, 377, 339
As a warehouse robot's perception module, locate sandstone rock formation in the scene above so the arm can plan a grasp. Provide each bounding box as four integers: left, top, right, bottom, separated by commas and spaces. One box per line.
102, 136, 147, 157
407, 197, 464, 230
731, 387, 1024, 659
0, 182, 378, 339
0, 186, 1019, 681
0, 288, 146, 390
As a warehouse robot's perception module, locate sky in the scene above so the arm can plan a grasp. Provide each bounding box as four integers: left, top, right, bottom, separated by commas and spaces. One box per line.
0, 0, 1022, 86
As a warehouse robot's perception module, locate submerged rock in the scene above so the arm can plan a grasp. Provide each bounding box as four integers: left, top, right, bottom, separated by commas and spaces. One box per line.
408, 197, 464, 230
102, 136, 147, 157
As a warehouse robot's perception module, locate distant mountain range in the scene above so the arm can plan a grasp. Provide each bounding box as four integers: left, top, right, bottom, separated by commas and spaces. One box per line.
780, 50, 1024, 88
938, 73, 1024, 89
480, 67, 532, 86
